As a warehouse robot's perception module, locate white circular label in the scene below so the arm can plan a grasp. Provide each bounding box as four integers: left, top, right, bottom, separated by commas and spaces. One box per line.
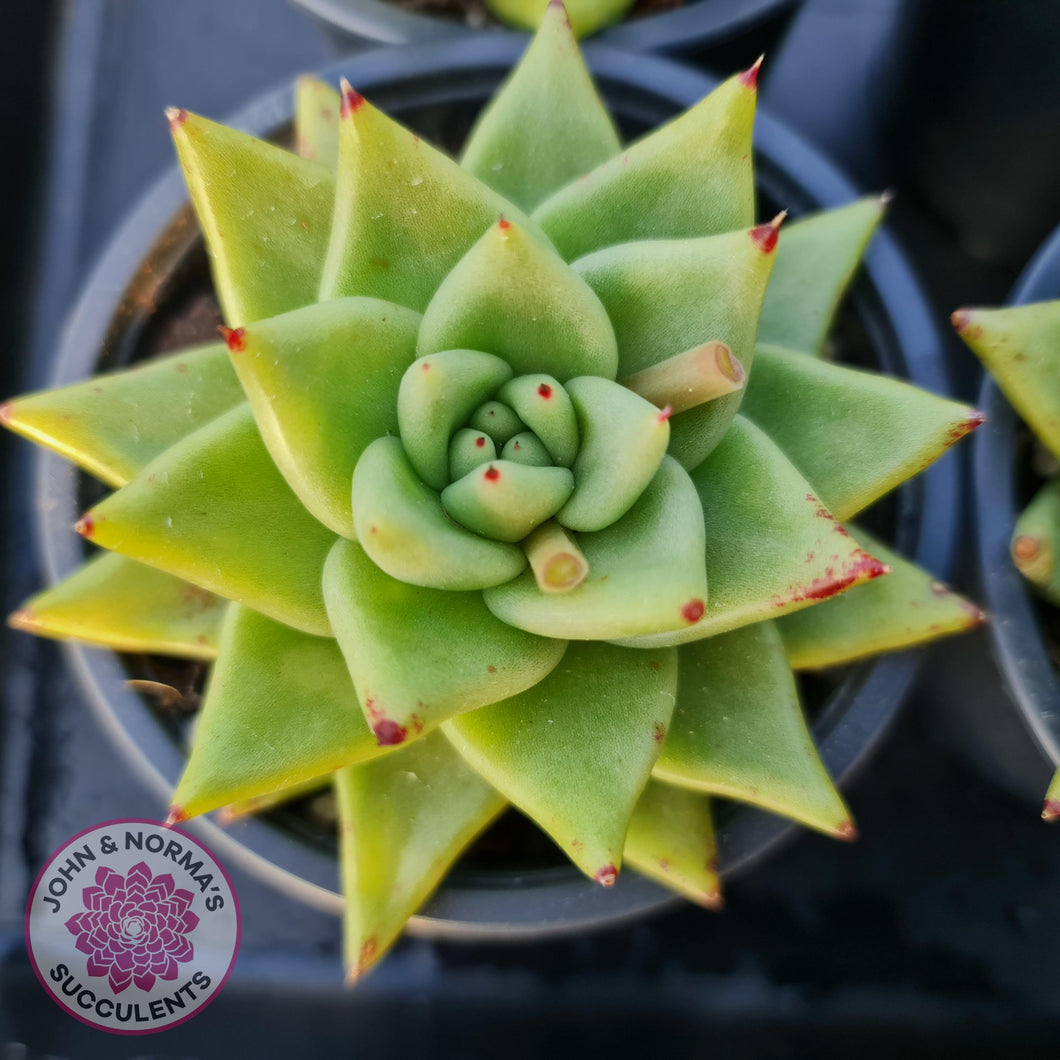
26, 818, 240, 1034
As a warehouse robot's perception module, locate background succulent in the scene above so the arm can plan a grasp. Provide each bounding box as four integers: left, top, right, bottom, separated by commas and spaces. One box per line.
4, 3, 984, 981
483, 0, 636, 38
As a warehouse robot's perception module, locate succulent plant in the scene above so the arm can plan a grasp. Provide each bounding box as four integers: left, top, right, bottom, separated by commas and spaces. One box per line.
484, 0, 635, 38
955, 301, 1060, 818
5, 4, 985, 981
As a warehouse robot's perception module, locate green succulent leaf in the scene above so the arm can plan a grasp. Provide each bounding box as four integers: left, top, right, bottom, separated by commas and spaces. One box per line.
449, 428, 498, 478
1045, 770, 1060, 822
778, 525, 984, 669
228, 297, 422, 536
460, 0, 621, 210
614, 417, 889, 649
398, 349, 513, 491
171, 605, 383, 820
169, 110, 335, 326
444, 640, 677, 883
351, 437, 527, 590
502, 431, 552, 466
221, 775, 329, 822
486, 0, 634, 37
654, 620, 853, 838
294, 75, 340, 166
324, 538, 566, 743
757, 196, 886, 356
10, 553, 224, 660
320, 85, 546, 312
574, 223, 777, 469
1, 343, 242, 488
624, 780, 721, 909
1011, 475, 1060, 605
417, 219, 619, 381
533, 69, 756, 261
742, 343, 983, 520
956, 301, 1060, 459
83, 404, 336, 636
487, 456, 706, 639
336, 733, 506, 982
496, 375, 579, 467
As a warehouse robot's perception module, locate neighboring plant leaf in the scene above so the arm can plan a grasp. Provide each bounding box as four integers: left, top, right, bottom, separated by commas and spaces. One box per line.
1044, 768, 1060, 822
614, 417, 889, 649
1011, 475, 1060, 605
486, 456, 708, 640
624, 780, 721, 909
486, 0, 635, 37
82, 404, 336, 636
654, 620, 854, 838
955, 301, 1060, 459
170, 605, 384, 821
779, 526, 985, 669
227, 297, 422, 537
532, 68, 756, 261
444, 640, 678, 883
574, 222, 777, 469
351, 437, 527, 590
168, 110, 335, 326
418, 219, 619, 381
742, 343, 983, 520
320, 84, 546, 313
10, 552, 224, 660
336, 733, 506, 982
460, 0, 621, 210
757, 196, 886, 356
294, 75, 340, 166
323, 538, 567, 745
1, 343, 241, 488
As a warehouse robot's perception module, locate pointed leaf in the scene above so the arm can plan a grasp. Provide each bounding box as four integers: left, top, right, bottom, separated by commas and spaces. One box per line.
532, 69, 756, 261
460, 0, 621, 210
336, 734, 506, 982
323, 538, 566, 744
1, 343, 241, 488
320, 85, 546, 312
654, 620, 853, 838
779, 526, 984, 669
574, 224, 777, 469
417, 219, 618, 380
171, 605, 383, 820
486, 0, 634, 37
1011, 475, 1060, 605
168, 109, 335, 325
351, 437, 526, 590
486, 457, 707, 639
228, 297, 422, 536
444, 641, 677, 882
83, 404, 336, 636
614, 417, 889, 649
11, 553, 224, 660
741, 344, 983, 520
624, 781, 721, 908
294, 75, 340, 166
956, 301, 1060, 459
758, 196, 886, 355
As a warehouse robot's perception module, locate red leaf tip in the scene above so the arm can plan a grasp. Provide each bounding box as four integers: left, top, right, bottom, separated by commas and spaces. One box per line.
681, 598, 705, 623
498, 216, 512, 232
657, 404, 673, 423
165, 806, 187, 827
218, 325, 246, 353
594, 864, 618, 887
340, 80, 366, 118
836, 820, 858, 842
749, 211, 786, 254
1043, 799, 1060, 822
74, 514, 95, 538
951, 308, 982, 340
0, 401, 12, 426
484, 465, 501, 481
165, 107, 188, 130
373, 719, 407, 746
739, 55, 764, 90
537, 382, 553, 398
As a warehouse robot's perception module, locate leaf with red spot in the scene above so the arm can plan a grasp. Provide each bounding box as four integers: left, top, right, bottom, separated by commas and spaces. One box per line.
335, 732, 506, 982
778, 526, 984, 670
171, 605, 385, 820
624, 780, 721, 909
323, 538, 567, 745
460, 1, 621, 209
10, 552, 224, 660
613, 417, 889, 649
653, 619, 853, 838
81, 404, 337, 636
294, 75, 340, 166
443, 640, 677, 883
742, 344, 983, 520
168, 110, 335, 326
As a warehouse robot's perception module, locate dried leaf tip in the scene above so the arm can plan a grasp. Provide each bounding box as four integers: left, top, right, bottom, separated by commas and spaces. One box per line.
657, 404, 673, 424
339, 80, 366, 118
165, 805, 188, 827
373, 719, 408, 746
950, 308, 981, 339
0, 401, 11, 426
879, 188, 896, 210
594, 864, 618, 887
739, 55, 765, 90
7, 608, 35, 631
701, 891, 725, 912
750, 211, 786, 253
218, 325, 247, 352
74, 514, 95, 538
1043, 798, 1060, 822
835, 819, 858, 841
165, 106, 188, 130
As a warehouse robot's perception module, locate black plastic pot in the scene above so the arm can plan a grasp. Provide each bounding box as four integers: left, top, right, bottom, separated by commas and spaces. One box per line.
968, 224, 1060, 806
293, 0, 795, 53
37, 37, 958, 941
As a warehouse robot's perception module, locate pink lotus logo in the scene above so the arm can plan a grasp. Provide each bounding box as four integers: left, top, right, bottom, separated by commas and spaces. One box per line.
64, 861, 199, 994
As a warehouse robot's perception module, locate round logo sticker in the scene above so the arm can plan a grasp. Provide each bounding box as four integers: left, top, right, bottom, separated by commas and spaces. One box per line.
26, 818, 240, 1034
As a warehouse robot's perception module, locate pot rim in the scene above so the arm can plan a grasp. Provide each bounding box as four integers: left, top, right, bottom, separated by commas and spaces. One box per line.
973, 223, 1060, 775
291, 0, 795, 52
34, 36, 957, 940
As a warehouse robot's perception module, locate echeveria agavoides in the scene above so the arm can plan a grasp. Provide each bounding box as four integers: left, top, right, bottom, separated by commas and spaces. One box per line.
4, 3, 983, 980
